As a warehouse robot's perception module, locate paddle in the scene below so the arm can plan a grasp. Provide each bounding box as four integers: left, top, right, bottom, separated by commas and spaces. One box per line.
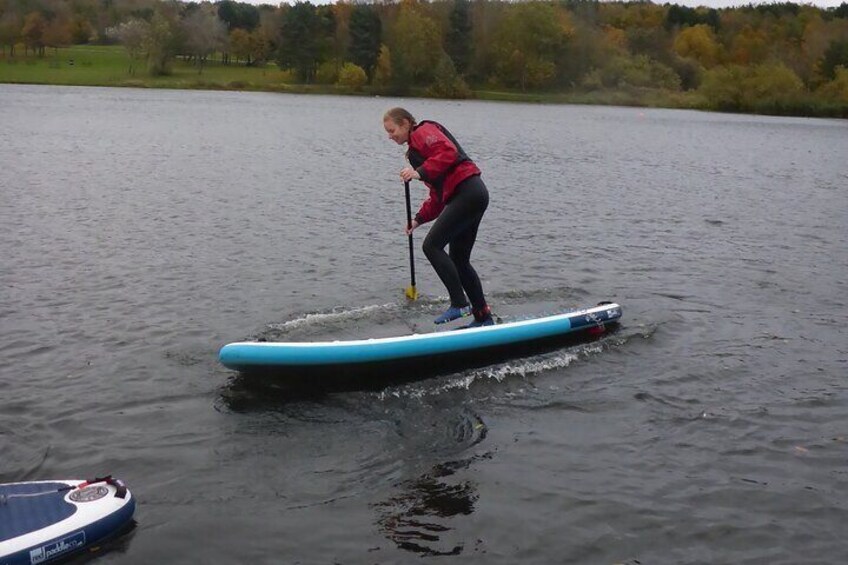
403, 180, 419, 300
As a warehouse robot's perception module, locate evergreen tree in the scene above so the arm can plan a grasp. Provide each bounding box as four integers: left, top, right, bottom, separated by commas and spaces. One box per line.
276, 2, 323, 82
217, 1, 260, 31
821, 40, 848, 80
348, 4, 381, 80
445, 0, 472, 75
429, 52, 472, 98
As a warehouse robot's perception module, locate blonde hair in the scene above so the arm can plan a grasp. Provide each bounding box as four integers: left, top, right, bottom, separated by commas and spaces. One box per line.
383, 107, 417, 127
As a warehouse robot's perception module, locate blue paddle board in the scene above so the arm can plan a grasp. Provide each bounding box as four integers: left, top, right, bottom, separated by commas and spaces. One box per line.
0, 476, 135, 565
219, 302, 622, 379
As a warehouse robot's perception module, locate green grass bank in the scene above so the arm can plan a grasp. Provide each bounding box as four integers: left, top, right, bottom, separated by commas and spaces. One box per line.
2, 44, 842, 118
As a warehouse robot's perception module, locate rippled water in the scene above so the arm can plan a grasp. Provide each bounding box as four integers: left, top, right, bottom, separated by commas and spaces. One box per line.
1, 84, 846, 564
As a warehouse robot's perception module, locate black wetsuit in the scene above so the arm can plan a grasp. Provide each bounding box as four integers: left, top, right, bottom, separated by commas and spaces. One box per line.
421, 174, 489, 312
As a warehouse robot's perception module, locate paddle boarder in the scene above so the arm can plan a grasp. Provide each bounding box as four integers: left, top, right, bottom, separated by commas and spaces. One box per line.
383, 107, 494, 327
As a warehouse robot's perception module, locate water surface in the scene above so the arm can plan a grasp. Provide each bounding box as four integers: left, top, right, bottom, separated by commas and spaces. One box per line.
1, 84, 846, 564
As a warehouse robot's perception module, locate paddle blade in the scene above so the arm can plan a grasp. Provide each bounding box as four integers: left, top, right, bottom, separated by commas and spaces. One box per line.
405, 285, 419, 300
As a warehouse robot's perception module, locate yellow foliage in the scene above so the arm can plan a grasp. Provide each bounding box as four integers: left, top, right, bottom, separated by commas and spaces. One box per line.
817, 66, 848, 104
603, 26, 627, 53
729, 25, 769, 65
673, 24, 720, 68
392, 3, 442, 83
699, 62, 805, 111
337, 62, 367, 90
598, 2, 664, 29
373, 44, 391, 87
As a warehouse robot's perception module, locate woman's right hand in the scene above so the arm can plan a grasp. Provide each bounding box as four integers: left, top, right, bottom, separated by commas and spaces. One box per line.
400, 167, 420, 182
405, 219, 419, 235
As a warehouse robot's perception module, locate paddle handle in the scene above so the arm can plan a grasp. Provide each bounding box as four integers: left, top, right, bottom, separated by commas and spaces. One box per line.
404, 180, 417, 289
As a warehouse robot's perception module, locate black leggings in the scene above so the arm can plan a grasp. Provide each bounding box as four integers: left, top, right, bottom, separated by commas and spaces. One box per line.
422, 175, 489, 311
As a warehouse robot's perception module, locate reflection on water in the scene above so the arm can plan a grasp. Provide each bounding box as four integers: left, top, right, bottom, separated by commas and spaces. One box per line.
374, 417, 488, 557
375, 471, 478, 556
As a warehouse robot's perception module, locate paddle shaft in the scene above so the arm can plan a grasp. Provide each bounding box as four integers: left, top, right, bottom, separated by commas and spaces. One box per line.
404, 180, 417, 291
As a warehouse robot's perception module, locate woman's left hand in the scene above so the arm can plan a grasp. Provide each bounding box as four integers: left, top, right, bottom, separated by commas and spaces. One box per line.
405, 219, 420, 235
400, 167, 420, 182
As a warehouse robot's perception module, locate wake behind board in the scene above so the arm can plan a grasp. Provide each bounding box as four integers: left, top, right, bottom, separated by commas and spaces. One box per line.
0, 476, 135, 565
219, 302, 622, 388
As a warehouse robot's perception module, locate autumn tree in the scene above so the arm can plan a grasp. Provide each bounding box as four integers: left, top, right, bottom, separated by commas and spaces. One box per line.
146, 11, 176, 76
372, 43, 391, 87
491, 2, 573, 90
229, 27, 249, 63
390, 2, 443, 87
728, 25, 769, 65
249, 29, 270, 64
745, 62, 804, 108
251, 10, 279, 64
0, 11, 21, 55
107, 18, 149, 74
673, 24, 721, 68
43, 17, 72, 54
228, 27, 270, 65
557, 15, 613, 87
22, 11, 46, 56
465, 0, 504, 83
182, 8, 227, 73
69, 15, 93, 44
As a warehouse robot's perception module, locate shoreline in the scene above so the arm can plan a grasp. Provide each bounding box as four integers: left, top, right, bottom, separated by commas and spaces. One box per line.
2, 46, 845, 120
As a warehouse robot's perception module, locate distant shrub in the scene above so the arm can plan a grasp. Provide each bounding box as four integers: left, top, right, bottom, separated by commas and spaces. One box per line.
427, 54, 472, 99
275, 68, 296, 84
336, 62, 367, 90
596, 55, 681, 91
816, 66, 848, 104
700, 62, 807, 113
315, 60, 339, 84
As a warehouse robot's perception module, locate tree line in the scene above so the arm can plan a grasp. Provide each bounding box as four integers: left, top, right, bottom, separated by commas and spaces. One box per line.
1, 0, 847, 114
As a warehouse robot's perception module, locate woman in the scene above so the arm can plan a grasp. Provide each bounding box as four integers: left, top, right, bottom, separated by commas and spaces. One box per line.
383, 107, 494, 327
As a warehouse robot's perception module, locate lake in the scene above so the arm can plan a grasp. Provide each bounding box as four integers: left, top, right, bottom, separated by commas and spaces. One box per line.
1, 84, 846, 564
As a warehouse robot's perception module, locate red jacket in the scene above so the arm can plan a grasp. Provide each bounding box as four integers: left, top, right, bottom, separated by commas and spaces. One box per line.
408, 121, 481, 224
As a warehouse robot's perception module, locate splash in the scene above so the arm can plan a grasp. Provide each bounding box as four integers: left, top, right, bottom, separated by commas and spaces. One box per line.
377, 342, 608, 400
266, 303, 397, 332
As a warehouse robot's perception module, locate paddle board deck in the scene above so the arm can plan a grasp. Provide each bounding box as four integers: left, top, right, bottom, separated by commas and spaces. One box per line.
219, 302, 622, 386
0, 476, 135, 565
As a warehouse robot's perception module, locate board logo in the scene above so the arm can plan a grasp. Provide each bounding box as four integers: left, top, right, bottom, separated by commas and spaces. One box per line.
29, 531, 86, 564
69, 485, 108, 503
585, 312, 601, 324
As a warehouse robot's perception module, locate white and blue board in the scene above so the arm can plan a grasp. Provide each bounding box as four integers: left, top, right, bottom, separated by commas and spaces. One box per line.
0, 476, 135, 565
219, 302, 622, 379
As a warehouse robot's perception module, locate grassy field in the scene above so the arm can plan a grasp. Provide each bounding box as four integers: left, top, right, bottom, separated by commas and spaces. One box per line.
0, 44, 307, 91
0, 43, 711, 112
